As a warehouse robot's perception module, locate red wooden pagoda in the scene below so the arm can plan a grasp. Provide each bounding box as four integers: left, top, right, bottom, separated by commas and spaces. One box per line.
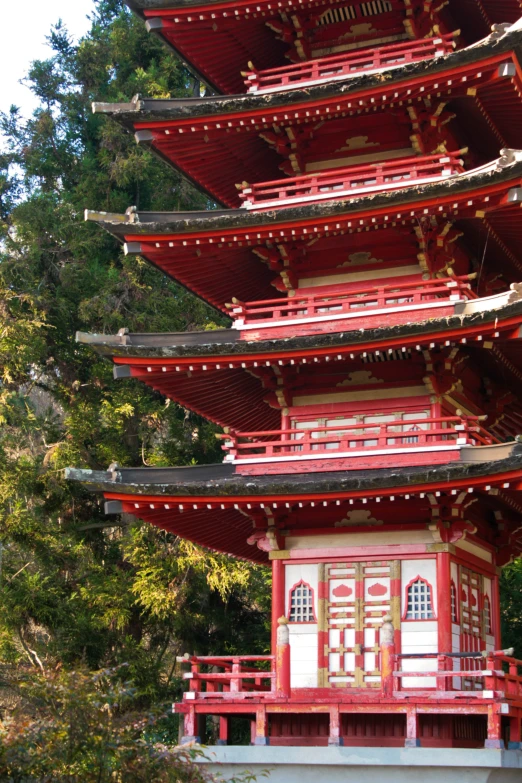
68, 0, 522, 752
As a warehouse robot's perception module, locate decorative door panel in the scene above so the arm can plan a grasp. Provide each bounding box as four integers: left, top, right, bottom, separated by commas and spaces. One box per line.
319, 561, 400, 688
459, 566, 484, 690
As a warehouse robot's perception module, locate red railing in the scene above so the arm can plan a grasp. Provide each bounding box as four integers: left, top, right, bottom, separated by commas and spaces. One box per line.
244, 33, 458, 93
218, 416, 499, 462
392, 652, 522, 699
227, 276, 477, 327
181, 655, 275, 699
239, 152, 465, 209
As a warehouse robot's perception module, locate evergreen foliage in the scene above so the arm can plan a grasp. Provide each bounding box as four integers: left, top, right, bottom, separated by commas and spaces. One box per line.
0, 0, 270, 731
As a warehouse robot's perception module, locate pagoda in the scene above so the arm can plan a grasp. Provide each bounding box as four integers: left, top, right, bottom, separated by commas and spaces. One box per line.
68, 0, 522, 761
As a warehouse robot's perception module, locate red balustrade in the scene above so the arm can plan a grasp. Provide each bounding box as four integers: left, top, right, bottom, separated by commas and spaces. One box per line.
180, 655, 276, 699
219, 416, 499, 463
239, 152, 465, 209
244, 33, 458, 93
392, 651, 522, 700
227, 276, 477, 327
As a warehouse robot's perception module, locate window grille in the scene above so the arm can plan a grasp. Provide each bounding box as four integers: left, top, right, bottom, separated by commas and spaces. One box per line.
318, 0, 392, 25
289, 582, 315, 622
406, 577, 434, 620
450, 581, 458, 623
483, 595, 491, 634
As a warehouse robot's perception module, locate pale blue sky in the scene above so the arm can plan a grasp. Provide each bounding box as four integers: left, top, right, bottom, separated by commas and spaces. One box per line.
1, 0, 96, 117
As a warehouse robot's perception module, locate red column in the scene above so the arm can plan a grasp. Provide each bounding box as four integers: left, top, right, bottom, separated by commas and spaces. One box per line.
380, 614, 395, 697
405, 706, 421, 748
436, 552, 452, 654
328, 704, 343, 746
276, 617, 291, 698
485, 704, 504, 749
271, 558, 285, 655
218, 716, 229, 746
491, 573, 502, 649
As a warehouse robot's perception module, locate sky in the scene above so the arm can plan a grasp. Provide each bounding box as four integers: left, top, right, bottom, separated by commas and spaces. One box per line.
1, 0, 96, 118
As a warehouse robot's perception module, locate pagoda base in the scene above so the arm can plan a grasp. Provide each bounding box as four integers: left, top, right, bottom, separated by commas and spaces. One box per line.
195, 745, 522, 782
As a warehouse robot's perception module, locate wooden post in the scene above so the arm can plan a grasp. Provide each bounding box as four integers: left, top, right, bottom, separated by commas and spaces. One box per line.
436, 552, 452, 656
328, 703, 343, 747
253, 705, 269, 745
509, 710, 521, 750
405, 706, 421, 748
491, 574, 502, 649
217, 716, 229, 746
271, 559, 285, 655
276, 616, 291, 698
380, 613, 395, 697
181, 705, 200, 745
485, 704, 504, 749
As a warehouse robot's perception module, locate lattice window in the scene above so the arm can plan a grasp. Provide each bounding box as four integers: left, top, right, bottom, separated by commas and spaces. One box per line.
289, 581, 315, 622
451, 581, 458, 623
483, 595, 491, 635
405, 577, 434, 620
318, 0, 392, 25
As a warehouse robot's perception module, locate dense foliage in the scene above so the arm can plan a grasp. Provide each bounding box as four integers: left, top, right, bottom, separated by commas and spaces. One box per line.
0, 666, 260, 783
0, 0, 270, 740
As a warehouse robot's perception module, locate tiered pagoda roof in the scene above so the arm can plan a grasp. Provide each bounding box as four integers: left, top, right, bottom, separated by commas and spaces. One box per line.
94, 21, 522, 206
66, 440, 522, 563
86, 149, 522, 309
124, 0, 522, 93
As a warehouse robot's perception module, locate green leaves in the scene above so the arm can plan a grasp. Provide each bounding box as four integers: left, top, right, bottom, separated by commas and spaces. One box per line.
0, 0, 269, 717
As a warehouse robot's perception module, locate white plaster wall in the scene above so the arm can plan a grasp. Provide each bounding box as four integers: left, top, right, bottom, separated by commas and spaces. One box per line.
285, 564, 319, 688
400, 560, 438, 688
288, 625, 318, 688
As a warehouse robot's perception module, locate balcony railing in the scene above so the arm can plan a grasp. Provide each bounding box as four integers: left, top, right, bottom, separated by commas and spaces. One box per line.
393, 652, 522, 699
238, 152, 465, 210
219, 416, 499, 463
178, 650, 522, 701
180, 655, 275, 699
243, 33, 458, 94
226, 276, 477, 329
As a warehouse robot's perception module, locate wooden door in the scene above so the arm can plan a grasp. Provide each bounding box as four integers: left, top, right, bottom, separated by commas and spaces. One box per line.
459, 566, 484, 690
319, 560, 400, 688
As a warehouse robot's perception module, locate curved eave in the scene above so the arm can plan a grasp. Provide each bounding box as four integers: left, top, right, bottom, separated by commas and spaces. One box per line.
76, 295, 522, 362
66, 445, 522, 562
65, 442, 522, 498
85, 157, 522, 313
87, 155, 522, 238
122, 1, 522, 95
94, 26, 522, 126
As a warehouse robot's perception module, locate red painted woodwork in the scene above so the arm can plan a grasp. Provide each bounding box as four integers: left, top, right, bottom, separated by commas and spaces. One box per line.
219, 415, 498, 471
437, 554, 452, 654
245, 33, 458, 93
80, 0, 522, 750
239, 152, 465, 210
228, 276, 476, 340
271, 559, 285, 653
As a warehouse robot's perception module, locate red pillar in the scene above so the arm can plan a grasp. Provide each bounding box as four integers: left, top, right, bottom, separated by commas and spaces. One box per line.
380, 614, 395, 697
405, 706, 421, 748
491, 573, 502, 649
485, 704, 504, 749
271, 558, 285, 655
436, 552, 452, 654
276, 617, 291, 698
218, 716, 229, 746
328, 704, 343, 746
